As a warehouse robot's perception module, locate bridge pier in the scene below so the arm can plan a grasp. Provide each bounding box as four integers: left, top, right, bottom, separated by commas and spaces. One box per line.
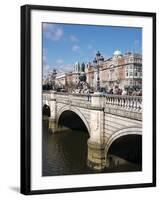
87, 140, 108, 170
48, 91, 58, 133
48, 117, 58, 133
87, 94, 109, 170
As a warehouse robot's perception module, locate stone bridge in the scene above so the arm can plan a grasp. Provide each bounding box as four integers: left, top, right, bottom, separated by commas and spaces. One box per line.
43, 91, 142, 170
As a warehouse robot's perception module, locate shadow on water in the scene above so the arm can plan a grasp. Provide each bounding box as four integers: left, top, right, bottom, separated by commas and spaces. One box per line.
107, 134, 142, 172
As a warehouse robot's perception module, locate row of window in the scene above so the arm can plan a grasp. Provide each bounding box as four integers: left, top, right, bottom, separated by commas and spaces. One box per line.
126, 79, 142, 85
125, 58, 142, 63
126, 65, 142, 70
126, 72, 142, 77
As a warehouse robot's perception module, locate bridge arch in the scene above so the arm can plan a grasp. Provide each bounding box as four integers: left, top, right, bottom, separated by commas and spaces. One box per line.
105, 127, 142, 162
57, 105, 90, 134
42, 104, 51, 117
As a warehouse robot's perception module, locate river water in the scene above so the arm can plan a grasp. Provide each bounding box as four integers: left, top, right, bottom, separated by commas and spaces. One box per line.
42, 120, 141, 176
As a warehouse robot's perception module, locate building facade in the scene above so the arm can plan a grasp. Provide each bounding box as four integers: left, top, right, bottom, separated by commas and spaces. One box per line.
55, 72, 66, 89
43, 49, 142, 93
86, 50, 142, 92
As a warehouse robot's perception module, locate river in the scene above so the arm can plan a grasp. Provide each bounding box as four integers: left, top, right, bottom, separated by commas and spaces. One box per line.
42, 120, 141, 176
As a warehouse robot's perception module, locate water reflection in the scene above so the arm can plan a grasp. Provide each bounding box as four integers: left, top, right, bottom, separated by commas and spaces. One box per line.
42, 120, 92, 176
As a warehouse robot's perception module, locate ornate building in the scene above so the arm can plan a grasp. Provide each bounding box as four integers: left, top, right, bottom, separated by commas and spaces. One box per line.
72, 61, 86, 85
43, 50, 142, 93
55, 72, 66, 89
86, 50, 142, 92
54, 61, 88, 91
72, 61, 80, 85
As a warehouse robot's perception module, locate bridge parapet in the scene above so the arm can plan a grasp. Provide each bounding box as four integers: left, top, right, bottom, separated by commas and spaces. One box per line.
56, 92, 91, 107
104, 95, 142, 121
105, 95, 142, 111
43, 91, 142, 120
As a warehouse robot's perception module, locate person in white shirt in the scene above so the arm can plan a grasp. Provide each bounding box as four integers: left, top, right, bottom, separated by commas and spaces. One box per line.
122, 90, 127, 95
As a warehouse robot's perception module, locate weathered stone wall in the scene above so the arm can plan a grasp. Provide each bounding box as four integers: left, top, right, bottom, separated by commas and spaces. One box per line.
104, 113, 142, 141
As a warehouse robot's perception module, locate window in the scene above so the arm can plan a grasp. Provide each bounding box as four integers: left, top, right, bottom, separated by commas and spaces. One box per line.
130, 72, 133, 76
126, 70, 128, 77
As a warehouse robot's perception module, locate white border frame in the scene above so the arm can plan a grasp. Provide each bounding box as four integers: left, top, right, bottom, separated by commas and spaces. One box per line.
30, 9, 153, 191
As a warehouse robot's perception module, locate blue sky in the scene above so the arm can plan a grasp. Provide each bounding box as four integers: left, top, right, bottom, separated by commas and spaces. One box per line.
43, 23, 142, 74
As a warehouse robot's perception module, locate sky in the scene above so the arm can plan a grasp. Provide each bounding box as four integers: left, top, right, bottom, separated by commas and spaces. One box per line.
43, 23, 142, 75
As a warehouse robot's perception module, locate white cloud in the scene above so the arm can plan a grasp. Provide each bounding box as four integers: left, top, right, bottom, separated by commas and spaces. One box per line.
70, 35, 78, 42
43, 23, 63, 41
58, 64, 73, 72
43, 64, 52, 76
43, 64, 52, 71
72, 45, 80, 52
43, 63, 74, 74
43, 49, 47, 65
43, 54, 46, 64
56, 59, 63, 64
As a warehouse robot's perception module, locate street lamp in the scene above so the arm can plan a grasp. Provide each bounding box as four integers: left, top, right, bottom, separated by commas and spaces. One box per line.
93, 51, 104, 92
50, 69, 57, 90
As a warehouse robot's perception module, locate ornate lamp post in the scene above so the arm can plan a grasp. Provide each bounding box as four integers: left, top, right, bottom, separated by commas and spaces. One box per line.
47, 72, 51, 87
48, 69, 57, 90
93, 51, 104, 92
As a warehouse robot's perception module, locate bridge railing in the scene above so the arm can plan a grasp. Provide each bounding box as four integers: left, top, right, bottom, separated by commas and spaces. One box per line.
104, 95, 142, 111
56, 92, 91, 106
43, 91, 142, 112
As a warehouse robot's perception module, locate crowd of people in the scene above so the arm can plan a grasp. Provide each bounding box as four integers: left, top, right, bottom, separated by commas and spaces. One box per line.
108, 86, 142, 96
44, 80, 142, 97
72, 84, 142, 96
56, 86, 142, 97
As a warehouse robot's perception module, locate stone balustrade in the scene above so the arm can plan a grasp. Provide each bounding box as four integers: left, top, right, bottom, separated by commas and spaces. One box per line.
43, 91, 142, 115
105, 95, 142, 111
